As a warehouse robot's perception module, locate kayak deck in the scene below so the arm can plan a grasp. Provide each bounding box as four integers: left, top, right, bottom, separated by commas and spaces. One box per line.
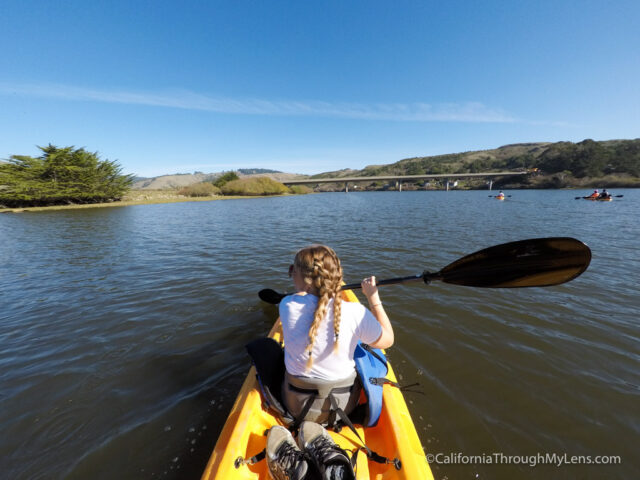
201, 289, 433, 480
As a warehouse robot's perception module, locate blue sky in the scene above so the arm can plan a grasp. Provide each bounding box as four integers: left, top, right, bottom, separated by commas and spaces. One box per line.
1, 0, 638, 177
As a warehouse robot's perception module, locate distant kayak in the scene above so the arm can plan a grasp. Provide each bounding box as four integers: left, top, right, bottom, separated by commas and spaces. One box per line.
575, 194, 622, 201
582, 196, 612, 201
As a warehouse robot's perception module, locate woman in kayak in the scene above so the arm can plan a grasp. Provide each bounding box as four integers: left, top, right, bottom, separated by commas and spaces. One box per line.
281, 244, 394, 384
265, 244, 394, 480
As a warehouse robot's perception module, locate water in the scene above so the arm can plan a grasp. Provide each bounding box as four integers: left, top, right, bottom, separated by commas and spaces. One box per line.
1, 190, 638, 479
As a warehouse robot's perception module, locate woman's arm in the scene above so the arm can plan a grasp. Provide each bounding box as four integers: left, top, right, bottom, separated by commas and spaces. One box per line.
361, 276, 394, 349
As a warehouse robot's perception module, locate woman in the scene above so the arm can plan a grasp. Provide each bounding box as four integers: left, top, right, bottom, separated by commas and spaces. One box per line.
266, 245, 395, 480
279, 244, 394, 422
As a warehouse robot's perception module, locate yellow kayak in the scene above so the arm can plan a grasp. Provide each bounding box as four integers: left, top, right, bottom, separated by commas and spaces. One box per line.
201, 289, 434, 480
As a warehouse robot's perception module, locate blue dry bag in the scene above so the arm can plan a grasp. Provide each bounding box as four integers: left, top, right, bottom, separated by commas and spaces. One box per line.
353, 342, 390, 427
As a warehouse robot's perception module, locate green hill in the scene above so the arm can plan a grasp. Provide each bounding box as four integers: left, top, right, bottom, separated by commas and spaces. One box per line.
311, 139, 640, 188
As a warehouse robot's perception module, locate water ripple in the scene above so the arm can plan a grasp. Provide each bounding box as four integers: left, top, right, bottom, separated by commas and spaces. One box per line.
1, 190, 638, 479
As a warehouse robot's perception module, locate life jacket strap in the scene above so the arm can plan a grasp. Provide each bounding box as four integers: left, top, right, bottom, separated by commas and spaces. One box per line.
234, 448, 266, 468
327, 394, 401, 470
368, 377, 400, 387
399, 382, 426, 395
361, 343, 386, 364
368, 377, 425, 395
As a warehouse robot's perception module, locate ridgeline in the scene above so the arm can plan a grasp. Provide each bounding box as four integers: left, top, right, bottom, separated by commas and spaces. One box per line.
311, 139, 640, 190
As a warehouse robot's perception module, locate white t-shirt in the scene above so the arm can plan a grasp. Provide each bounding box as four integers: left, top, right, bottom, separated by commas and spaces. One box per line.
279, 294, 383, 380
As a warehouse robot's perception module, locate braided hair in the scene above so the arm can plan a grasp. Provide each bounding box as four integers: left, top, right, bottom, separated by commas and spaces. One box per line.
293, 245, 343, 371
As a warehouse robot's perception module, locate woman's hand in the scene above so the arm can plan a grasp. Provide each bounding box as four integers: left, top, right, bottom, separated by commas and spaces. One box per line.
361, 275, 379, 299
362, 275, 394, 349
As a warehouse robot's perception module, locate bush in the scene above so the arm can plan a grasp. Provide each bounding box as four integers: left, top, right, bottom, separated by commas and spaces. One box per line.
288, 185, 313, 194
178, 182, 220, 197
220, 177, 289, 196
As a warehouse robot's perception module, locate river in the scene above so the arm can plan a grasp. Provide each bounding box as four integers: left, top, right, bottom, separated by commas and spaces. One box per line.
1, 189, 638, 479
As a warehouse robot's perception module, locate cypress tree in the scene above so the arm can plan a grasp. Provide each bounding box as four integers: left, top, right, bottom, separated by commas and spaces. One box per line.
0, 145, 133, 208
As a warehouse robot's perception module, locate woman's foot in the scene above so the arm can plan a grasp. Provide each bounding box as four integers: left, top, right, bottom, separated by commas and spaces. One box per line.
298, 422, 355, 480
266, 426, 311, 480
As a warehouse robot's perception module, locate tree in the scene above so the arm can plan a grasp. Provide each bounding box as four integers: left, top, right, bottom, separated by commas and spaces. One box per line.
0, 145, 133, 208
213, 171, 239, 188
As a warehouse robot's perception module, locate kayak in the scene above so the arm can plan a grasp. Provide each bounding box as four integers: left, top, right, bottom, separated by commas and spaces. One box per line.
583, 196, 612, 201
496, 196, 505, 201
201, 288, 434, 480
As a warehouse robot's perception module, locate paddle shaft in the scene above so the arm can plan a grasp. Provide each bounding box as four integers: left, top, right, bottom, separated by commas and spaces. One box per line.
341, 273, 430, 291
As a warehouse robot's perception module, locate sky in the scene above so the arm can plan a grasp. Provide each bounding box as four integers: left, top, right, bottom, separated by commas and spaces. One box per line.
1, 0, 638, 177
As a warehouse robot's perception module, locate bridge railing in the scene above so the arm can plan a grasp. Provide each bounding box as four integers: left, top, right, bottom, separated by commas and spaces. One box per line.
281, 171, 527, 186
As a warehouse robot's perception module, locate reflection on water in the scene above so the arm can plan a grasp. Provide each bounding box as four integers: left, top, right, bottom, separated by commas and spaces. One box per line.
1, 190, 638, 479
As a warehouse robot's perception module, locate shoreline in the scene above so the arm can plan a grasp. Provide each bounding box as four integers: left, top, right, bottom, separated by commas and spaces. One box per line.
1, 186, 634, 213
0, 192, 254, 213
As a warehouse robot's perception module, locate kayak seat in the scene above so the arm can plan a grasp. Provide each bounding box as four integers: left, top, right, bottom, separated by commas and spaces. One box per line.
245, 337, 294, 424
283, 369, 360, 426
246, 337, 362, 429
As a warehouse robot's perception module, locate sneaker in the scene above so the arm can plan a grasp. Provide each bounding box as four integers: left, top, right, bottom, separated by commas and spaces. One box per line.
298, 422, 355, 480
266, 426, 310, 480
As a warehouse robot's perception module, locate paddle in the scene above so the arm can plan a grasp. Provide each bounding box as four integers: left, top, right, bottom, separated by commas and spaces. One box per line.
574, 195, 623, 200
258, 237, 591, 304
488, 194, 512, 197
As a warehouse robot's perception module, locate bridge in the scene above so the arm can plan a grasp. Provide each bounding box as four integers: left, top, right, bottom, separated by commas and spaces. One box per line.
281, 171, 527, 192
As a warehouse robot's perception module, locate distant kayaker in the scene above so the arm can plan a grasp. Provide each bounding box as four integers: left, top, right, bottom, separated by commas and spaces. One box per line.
598, 189, 611, 199
497, 190, 505, 198
589, 189, 599, 198
266, 244, 394, 480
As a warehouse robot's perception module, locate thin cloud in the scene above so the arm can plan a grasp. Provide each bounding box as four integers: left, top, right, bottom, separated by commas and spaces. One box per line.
0, 82, 516, 123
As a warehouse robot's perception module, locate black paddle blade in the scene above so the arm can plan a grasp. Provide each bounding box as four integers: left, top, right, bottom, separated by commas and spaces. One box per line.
258, 288, 288, 304
437, 237, 591, 288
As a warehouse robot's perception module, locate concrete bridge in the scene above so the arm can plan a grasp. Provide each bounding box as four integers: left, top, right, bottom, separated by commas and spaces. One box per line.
282, 171, 527, 192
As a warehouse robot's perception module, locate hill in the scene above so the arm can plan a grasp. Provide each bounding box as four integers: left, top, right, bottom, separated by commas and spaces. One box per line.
310, 139, 640, 189
130, 138, 640, 191
131, 170, 308, 190
132, 172, 218, 190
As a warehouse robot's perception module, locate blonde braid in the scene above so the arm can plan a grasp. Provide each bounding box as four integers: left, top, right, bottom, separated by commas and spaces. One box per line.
293, 246, 343, 371
326, 250, 343, 353
332, 295, 342, 353
306, 257, 330, 369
